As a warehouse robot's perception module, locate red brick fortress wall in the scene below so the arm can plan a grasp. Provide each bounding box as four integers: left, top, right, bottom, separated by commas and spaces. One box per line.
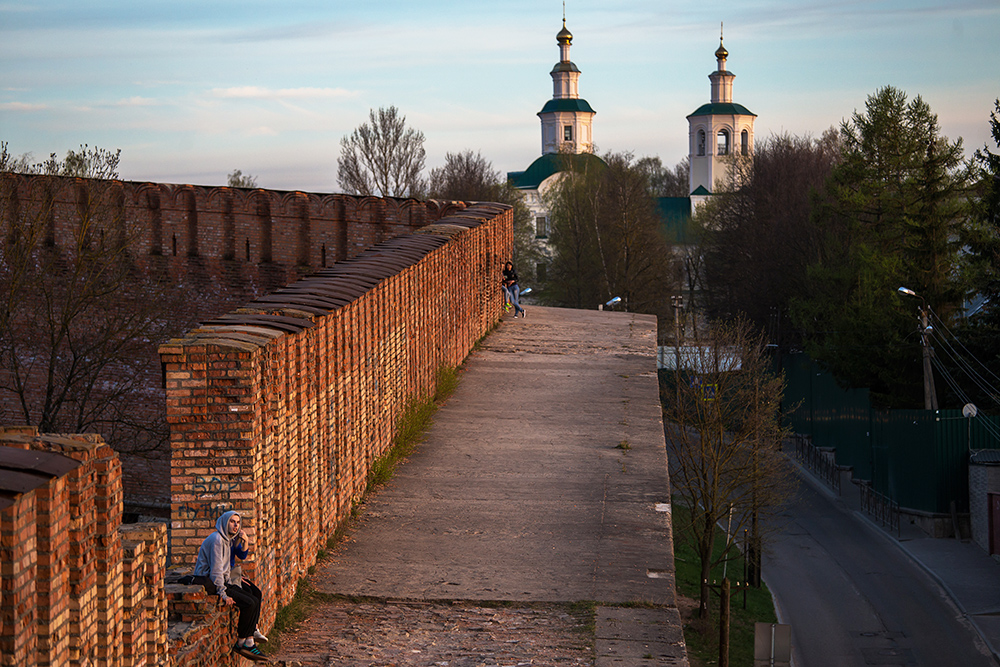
0, 429, 169, 667
0, 173, 468, 512
0, 173, 462, 267
160, 203, 512, 665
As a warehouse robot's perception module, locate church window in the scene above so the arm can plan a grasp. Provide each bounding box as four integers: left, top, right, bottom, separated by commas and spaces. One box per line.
564, 125, 573, 141
535, 216, 549, 239
697, 130, 706, 156
717, 129, 730, 156
741, 129, 749, 155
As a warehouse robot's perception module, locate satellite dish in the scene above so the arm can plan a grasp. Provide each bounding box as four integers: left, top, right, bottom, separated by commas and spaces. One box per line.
963, 403, 978, 418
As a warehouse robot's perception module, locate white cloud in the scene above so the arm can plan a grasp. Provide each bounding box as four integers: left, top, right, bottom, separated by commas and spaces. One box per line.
210, 86, 359, 101
0, 101, 47, 111
115, 96, 157, 107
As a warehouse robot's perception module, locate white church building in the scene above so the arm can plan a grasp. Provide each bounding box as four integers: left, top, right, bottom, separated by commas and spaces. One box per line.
507, 21, 756, 272
507, 20, 605, 251
687, 32, 757, 207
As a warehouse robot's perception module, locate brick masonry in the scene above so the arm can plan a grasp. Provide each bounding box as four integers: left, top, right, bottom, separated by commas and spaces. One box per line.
0, 173, 470, 513
0, 429, 169, 667
160, 204, 512, 655
1, 183, 513, 665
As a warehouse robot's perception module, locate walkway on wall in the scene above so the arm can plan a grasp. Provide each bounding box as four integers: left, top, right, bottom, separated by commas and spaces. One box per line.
272, 306, 688, 666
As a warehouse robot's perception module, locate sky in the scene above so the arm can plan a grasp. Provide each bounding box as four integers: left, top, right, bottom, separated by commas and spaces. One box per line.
1, 0, 998, 193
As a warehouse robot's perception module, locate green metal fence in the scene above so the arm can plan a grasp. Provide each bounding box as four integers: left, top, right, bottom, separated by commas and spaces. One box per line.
781, 353, 1000, 514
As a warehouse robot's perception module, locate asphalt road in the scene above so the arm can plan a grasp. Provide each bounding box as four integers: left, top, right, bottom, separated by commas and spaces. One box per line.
764, 473, 997, 667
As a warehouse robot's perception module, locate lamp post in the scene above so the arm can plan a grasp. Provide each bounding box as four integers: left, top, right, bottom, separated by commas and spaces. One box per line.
670, 295, 684, 372
897, 287, 939, 411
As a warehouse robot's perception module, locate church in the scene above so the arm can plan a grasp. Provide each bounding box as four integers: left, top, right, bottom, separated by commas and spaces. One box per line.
507, 20, 756, 277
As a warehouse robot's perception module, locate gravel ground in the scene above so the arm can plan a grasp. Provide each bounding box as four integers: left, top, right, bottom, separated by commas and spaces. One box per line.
269, 599, 595, 667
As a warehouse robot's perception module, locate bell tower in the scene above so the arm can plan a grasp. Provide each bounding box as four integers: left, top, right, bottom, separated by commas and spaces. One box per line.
538, 16, 596, 155
687, 26, 756, 201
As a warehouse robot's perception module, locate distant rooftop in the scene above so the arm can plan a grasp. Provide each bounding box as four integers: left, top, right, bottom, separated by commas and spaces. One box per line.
687, 102, 756, 118
507, 152, 607, 190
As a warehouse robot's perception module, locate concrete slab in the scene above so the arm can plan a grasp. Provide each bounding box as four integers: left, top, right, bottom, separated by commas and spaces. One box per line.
596, 607, 688, 666
310, 306, 687, 664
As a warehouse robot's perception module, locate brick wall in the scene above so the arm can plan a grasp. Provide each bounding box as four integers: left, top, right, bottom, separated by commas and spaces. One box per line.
0, 429, 169, 666
160, 203, 512, 665
1, 186, 511, 665
0, 173, 468, 513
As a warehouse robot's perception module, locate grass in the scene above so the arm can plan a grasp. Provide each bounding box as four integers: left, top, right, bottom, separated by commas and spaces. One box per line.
365, 364, 459, 493
265, 579, 333, 654
672, 501, 778, 667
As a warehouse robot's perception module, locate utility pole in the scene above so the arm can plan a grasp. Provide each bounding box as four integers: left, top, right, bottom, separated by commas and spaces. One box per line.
898, 287, 939, 411
919, 304, 939, 411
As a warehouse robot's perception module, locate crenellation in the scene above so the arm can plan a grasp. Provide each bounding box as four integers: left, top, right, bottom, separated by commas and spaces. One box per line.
1, 188, 513, 665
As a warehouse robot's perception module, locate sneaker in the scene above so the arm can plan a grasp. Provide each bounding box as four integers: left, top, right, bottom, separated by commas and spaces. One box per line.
234, 643, 270, 662
253, 630, 268, 643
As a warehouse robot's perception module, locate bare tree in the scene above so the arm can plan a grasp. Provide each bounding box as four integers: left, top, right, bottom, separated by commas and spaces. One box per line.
635, 155, 690, 197
227, 169, 258, 188
337, 106, 426, 198
663, 317, 794, 619
698, 131, 841, 349
429, 149, 544, 272
0, 144, 189, 453
545, 151, 678, 315
428, 150, 498, 201
0, 142, 120, 178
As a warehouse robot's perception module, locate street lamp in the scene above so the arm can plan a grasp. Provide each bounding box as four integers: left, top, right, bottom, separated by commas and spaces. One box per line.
897, 286, 939, 411
670, 295, 684, 372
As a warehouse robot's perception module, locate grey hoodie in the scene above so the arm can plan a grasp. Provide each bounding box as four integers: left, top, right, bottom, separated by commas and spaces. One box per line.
193, 510, 240, 601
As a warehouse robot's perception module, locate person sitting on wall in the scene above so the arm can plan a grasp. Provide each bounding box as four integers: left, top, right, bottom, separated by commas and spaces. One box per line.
193, 510, 269, 662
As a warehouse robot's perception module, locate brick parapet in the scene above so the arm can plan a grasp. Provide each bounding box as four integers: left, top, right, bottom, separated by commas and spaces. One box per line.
160, 203, 512, 665
0, 431, 169, 666
0, 199, 512, 666
1, 173, 471, 511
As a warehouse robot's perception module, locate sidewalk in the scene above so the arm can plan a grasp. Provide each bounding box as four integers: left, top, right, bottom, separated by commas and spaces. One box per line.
796, 459, 1000, 664
273, 307, 688, 666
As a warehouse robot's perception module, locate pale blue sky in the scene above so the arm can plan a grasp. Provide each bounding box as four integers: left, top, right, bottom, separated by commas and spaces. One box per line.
1, 0, 997, 192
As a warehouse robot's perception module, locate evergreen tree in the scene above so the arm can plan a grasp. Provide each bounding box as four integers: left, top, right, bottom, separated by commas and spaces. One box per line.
791, 87, 970, 407
945, 100, 1000, 412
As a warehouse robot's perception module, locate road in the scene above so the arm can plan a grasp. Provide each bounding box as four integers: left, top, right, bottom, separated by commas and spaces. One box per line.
763, 471, 997, 667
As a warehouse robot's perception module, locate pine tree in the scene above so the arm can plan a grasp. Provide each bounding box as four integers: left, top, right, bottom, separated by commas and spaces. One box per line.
791, 87, 970, 407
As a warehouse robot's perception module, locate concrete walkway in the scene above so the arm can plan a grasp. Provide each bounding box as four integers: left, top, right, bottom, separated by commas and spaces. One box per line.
301, 306, 688, 666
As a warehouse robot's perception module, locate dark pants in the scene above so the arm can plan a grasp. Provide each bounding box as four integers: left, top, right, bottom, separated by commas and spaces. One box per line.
196, 577, 262, 639
228, 580, 262, 639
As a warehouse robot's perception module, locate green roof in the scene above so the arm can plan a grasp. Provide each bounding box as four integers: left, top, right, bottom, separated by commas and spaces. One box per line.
691, 185, 711, 196
538, 98, 596, 115
656, 197, 696, 244
551, 61, 581, 73
507, 152, 607, 190
687, 102, 756, 118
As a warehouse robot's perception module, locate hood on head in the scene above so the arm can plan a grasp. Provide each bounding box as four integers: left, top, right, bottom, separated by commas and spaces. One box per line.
215, 510, 240, 541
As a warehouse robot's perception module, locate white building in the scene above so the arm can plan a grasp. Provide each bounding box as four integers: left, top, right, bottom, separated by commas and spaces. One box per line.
687, 32, 756, 208
507, 19, 604, 265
